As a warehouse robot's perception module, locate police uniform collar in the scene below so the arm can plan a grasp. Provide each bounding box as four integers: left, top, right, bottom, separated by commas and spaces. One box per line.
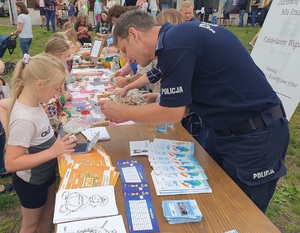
156, 23, 173, 53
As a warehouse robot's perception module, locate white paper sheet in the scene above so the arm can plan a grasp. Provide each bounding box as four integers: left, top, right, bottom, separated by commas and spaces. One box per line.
53, 186, 118, 224
81, 127, 110, 141
56, 215, 127, 233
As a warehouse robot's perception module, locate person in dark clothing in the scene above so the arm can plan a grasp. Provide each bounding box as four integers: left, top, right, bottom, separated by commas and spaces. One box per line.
123, 0, 137, 6
238, 0, 249, 27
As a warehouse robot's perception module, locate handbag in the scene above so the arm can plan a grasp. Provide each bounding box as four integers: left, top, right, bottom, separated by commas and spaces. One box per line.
7, 35, 18, 55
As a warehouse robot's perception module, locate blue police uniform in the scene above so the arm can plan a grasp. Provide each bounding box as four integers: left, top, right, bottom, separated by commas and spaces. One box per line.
156, 21, 289, 212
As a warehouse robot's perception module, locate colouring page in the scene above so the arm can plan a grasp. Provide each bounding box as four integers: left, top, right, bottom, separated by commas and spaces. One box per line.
56, 215, 126, 233
53, 186, 118, 223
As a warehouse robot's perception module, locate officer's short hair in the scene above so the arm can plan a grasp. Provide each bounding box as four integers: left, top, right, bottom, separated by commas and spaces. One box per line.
113, 10, 157, 45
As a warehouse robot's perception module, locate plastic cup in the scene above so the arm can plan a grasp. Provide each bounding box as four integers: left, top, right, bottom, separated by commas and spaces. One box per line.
156, 124, 167, 132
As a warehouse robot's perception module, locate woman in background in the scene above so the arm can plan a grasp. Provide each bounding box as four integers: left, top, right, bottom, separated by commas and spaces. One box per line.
74, 11, 93, 45
95, 11, 112, 38
10, 2, 33, 55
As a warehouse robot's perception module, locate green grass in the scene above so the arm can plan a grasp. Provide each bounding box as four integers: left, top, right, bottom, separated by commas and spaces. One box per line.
0, 17, 300, 233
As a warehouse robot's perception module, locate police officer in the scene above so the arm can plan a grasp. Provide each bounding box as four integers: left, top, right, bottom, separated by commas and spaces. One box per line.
99, 10, 289, 213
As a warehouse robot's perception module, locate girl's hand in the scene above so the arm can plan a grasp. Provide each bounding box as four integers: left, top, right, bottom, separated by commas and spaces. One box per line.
49, 133, 77, 157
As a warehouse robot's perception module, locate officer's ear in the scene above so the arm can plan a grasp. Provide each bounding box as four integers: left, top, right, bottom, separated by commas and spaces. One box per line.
128, 27, 139, 41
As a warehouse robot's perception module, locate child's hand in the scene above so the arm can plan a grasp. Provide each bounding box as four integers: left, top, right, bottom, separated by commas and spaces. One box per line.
114, 76, 128, 88
115, 87, 128, 98
64, 91, 72, 101
141, 93, 159, 103
50, 133, 77, 157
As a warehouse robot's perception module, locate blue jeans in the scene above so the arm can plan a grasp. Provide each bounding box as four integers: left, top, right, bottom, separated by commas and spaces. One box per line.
45, 9, 56, 32
251, 11, 258, 27
0, 123, 6, 174
19, 37, 32, 55
239, 9, 246, 26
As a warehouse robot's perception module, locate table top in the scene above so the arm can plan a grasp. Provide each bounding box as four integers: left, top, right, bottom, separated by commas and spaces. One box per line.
97, 123, 280, 233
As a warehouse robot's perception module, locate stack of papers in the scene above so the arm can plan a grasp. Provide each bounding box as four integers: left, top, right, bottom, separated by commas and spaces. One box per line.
129, 139, 212, 195
57, 146, 118, 188
150, 140, 211, 195
162, 199, 203, 224
53, 186, 118, 224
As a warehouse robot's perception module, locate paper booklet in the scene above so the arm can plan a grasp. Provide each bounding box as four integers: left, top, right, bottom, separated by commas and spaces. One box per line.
53, 186, 118, 224
124, 190, 160, 233
151, 138, 194, 155
151, 162, 204, 174
117, 159, 147, 184
151, 172, 212, 196
129, 139, 195, 157
148, 151, 194, 163
130, 140, 150, 156
59, 164, 119, 190
162, 199, 203, 224
56, 215, 127, 233
57, 149, 113, 180
152, 171, 208, 182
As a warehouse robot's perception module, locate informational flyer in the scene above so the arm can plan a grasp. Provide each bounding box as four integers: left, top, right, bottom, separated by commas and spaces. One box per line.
251, 0, 300, 120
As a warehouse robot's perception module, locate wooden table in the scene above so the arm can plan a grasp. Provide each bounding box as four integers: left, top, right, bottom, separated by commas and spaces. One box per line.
97, 123, 280, 233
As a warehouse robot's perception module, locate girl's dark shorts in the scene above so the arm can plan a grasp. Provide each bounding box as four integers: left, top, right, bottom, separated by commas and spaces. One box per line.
12, 173, 56, 209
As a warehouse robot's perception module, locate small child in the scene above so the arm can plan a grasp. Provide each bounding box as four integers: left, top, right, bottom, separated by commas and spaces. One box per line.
4, 53, 76, 232
44, 37, 74, 133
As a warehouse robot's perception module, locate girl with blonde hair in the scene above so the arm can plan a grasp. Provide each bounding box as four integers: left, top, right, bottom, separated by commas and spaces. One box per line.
2, 53, 76, 233
44, 37, 73, 100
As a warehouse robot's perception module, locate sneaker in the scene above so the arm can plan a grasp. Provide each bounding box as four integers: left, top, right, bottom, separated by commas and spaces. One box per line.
0, 183, 14, 195
40, 24, 42, 27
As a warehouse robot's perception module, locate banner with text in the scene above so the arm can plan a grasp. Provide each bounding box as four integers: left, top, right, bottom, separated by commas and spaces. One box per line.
251, 0, 300, 120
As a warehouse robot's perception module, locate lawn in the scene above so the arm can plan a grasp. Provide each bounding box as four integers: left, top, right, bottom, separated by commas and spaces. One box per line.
0, 18, 299, 233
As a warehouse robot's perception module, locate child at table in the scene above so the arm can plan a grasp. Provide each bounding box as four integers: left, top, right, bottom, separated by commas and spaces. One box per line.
62, 22, 81, 56
44, 37, 74, 134
4, 53, 76, 232
45, 36, 73, 101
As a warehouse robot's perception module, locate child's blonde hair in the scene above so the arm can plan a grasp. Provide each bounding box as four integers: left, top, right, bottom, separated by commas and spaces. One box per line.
7, 53, 67, 129
63, 21, 74, 31
65, 28, 78, 45
44, 37, 70, 56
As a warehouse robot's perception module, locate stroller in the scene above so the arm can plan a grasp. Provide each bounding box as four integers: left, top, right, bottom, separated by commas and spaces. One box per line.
0, 34, 18, 75
0, 34, 18, 58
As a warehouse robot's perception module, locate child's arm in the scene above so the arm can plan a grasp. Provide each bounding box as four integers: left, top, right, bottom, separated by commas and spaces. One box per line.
0, 98, 12, 110
5, 134, 76, 173
0, 107, 7, 135
115, 73, 150, 97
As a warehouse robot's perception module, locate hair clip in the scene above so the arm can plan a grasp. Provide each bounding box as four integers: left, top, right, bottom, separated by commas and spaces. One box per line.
23, 54, 30, 66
